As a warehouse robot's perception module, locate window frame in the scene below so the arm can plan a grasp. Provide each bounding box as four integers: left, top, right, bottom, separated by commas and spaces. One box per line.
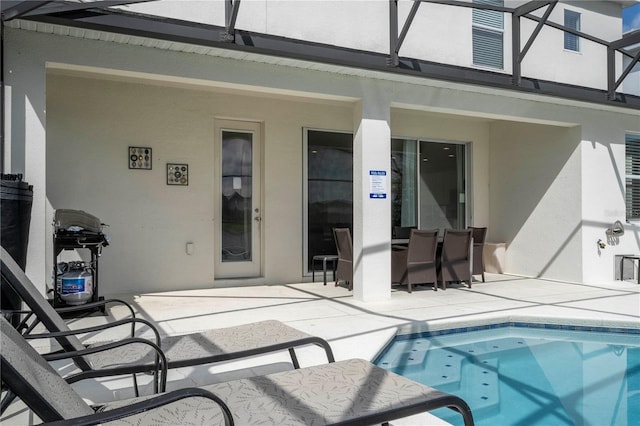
626, 133, 640, 221
471, 0, 505, 70
564, 9, 581, 53
302, 128, 354, 275
390, 137, 472, 233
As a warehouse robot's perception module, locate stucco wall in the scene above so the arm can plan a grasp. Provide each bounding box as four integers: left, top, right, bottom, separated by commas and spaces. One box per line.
489, 122, 584, 282
580, 115, 640, 283
119, 0, 624, 91
6, 22, 640, 297
46, 73, 354, 294
520, 0, 624, 91
391, 109, 491, 228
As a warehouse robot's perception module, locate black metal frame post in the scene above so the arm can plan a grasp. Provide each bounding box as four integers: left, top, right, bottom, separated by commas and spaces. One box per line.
222, 0, 241, 42
512, 1, 557, 86
608, 31, 640, 100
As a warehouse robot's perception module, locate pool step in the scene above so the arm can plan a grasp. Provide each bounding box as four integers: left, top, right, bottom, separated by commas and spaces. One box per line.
421, 349, 465, 391
462, 358, 500, 417
377, 339, 431, 371
377, 342, 501, 419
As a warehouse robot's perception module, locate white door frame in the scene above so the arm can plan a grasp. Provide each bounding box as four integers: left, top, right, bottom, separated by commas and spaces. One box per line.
214, 119, 263, 278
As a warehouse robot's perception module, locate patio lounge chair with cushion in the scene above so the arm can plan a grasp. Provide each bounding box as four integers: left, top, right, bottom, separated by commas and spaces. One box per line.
0, 247, 335, 394
438, 229, 473, 290
391, 229, 439, 292
333, 228, 353, 291
0, 317, 475, 425
469, 227, 487, 282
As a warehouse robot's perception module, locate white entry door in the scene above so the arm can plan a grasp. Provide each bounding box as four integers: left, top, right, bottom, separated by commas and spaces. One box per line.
214, 120, 262, 278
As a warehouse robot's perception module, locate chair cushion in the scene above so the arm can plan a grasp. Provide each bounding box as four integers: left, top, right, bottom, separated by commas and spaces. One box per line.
86, 320, 319, 370
100, 359, 452, 425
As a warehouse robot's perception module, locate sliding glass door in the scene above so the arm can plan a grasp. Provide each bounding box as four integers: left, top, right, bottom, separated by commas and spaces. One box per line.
303, 132, 468, 275
391, 139, 468, 234
304, 129, 353, 272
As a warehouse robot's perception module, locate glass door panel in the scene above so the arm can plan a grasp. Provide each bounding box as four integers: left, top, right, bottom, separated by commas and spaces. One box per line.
221, 131, 253, 262
305, 130, 353, 272
391, 138, 418, 234
418, 141, 466, 232
215, 121, 261, 278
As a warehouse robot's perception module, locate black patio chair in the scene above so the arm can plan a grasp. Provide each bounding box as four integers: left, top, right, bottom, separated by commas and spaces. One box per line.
333, 228, 353, 290
469, 227, 487, 282
438, 229, 473, 290
391, 229, 439, 292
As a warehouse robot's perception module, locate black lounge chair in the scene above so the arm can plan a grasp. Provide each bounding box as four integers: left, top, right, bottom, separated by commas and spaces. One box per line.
0, 246, 334, 395
0, 316, 475, 425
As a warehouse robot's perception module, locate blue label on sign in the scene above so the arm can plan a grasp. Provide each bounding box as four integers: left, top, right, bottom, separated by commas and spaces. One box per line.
370, 193, 387, 199
61, 278, 85, 294
369, 170, 386, 176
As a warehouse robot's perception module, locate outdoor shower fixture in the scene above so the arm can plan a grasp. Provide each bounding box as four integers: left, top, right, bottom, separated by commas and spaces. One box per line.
605, 220, 625, 246
606, 220, 625, 237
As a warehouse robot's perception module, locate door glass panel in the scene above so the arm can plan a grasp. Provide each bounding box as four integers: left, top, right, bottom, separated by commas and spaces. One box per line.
419, 141, 466, 232
221, 131, 253, 262
391, 138, 418, 232
306, 130, 353, 271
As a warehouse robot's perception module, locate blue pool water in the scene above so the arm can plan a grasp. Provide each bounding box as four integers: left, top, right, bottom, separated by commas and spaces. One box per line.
374, 324, 640, 426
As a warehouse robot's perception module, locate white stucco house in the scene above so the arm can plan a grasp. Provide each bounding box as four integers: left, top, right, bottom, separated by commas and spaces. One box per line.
2, 0, 640, 302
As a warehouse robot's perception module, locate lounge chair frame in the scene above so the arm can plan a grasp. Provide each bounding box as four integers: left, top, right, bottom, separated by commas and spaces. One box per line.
1, 316, 474, 426
1, 247, 335, 395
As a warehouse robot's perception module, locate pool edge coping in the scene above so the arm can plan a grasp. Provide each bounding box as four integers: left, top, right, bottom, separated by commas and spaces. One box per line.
370, 313, 640, 362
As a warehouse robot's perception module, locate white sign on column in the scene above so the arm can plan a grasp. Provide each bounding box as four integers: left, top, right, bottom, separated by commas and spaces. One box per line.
369, 170, 387, 199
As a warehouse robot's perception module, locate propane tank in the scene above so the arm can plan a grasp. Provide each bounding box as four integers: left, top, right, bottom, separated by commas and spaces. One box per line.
55, 262, 68, 296
59, 261, 93, 305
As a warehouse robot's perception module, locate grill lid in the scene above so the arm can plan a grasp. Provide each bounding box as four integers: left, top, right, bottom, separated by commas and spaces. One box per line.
54, 209, 103, 233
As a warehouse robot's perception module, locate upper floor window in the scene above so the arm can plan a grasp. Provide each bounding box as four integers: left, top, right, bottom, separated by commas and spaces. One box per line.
472, 0, 504, 69
564, 10, 581, 52
626, 133, 640, 220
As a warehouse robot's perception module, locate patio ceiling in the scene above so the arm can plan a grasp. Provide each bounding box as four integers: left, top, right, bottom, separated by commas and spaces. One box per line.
1, 0, 640, 110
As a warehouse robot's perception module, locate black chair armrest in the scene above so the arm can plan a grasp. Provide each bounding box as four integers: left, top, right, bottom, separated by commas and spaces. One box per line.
55, 298, 136, 319
43, 337, 168, 393
42, 388, 234, 426
24, 317, 162, 348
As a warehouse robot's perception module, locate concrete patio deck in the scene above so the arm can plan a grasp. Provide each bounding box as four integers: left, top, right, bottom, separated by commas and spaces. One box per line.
3, 273, 639, 425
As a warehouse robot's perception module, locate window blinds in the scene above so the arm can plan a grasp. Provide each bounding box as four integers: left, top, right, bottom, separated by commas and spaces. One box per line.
472, 0, 504, 69
564, 10, 580, 51
626, 134, 640, 220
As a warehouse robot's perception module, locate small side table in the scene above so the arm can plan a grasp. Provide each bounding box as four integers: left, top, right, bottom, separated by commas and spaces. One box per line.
620, 255, 640, 284
312, 255, 339, 285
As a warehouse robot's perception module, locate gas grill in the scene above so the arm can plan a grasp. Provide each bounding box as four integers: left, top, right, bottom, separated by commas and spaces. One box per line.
52, 209, 109, 310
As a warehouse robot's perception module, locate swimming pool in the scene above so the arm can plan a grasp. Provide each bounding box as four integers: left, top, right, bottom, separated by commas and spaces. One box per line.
374, 323, 640, 426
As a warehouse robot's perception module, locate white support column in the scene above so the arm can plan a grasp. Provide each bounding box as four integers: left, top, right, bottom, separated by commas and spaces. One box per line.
352, 95, 391, 301
4, 31, 49, 292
